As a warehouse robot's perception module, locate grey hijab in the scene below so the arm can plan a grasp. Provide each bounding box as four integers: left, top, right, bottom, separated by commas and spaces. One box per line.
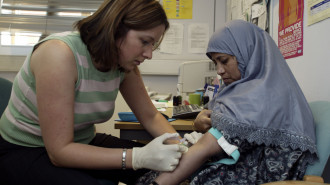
207, 20, 317, 153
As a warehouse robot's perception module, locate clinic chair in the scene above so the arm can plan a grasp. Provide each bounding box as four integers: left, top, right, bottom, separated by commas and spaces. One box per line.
263, 101, 330, 185
304, 101, 330, 182
0, 77, 12, 115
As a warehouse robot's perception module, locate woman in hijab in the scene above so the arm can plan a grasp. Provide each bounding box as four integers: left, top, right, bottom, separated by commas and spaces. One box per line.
137, 20, 318, 185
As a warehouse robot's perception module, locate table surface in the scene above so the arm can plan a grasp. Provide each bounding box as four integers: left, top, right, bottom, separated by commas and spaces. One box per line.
114, 108, 194, 130
114, 108, 194, 140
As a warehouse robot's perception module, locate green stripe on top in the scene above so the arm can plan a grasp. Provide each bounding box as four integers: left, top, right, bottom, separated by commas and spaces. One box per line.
75, 90, 119, 103
74, 109, 114, 124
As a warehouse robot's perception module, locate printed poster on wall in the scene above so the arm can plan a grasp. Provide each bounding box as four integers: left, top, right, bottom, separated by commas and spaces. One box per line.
278, 0, 304, 59
163, 0, 193, 19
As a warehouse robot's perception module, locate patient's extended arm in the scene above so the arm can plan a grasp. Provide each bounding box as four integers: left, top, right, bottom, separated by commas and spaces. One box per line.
154, 132, 223, 185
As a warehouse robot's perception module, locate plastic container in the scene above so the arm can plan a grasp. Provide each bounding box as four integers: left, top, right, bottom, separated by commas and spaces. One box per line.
118, 112, 138, 122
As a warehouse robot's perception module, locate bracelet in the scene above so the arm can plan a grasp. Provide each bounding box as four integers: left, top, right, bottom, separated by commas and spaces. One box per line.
122, 148, 127, 170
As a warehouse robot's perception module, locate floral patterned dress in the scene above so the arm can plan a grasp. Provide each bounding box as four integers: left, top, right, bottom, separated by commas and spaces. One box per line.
136, 136, 316, 185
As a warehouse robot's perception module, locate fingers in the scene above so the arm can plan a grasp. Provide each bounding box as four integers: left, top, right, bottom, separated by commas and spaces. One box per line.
200, 109, 212, 117
178, 144, 188, 153
182, 140, 188, 146
163, 143, 181, 152
184, 133, 195, 144
157, 146, 183, 172
191, 131, 203, 139
202, 124, 212, 133
164, 158, 181, 172
165, 166, 176, 172
161, 143, 186, 158
157, 132, 179, 143
164, 160, 178, 172
204, 109, 212, 115
170, 158, 179, 168
184, 131, 204, 145
163, 145, 187, 171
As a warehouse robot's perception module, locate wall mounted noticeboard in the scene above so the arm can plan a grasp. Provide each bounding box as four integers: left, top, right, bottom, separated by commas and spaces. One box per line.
139, 0, 217, 75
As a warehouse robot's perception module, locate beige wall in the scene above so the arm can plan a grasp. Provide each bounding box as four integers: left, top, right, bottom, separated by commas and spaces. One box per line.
269, 1, 330, 102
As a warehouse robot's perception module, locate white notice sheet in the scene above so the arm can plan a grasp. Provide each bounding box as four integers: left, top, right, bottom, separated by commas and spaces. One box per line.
160, 23, 184, 54
187, 23, 209, 54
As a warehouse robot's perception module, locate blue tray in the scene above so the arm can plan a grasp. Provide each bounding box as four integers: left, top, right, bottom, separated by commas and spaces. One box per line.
118, 112, 138, 122
117, 112, 176, 122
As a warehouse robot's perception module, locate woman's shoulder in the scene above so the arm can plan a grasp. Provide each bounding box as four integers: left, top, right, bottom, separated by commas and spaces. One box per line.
30, 39, 77, 78
34, 39, 75, 60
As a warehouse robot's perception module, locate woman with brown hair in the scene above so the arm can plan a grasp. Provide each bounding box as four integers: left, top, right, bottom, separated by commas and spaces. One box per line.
0, 0, 186, 184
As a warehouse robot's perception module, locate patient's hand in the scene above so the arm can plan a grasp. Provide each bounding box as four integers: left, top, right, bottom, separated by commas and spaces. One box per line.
154, 132, 223, 185
194, 109, 212, 133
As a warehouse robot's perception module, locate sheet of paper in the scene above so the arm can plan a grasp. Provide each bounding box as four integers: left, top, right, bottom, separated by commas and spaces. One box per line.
227, 0, 268, 30
307, 0, 330, 25
160, 23, 184, 54
257, 10, 268, 30
243, 0, 259, 21
231, 0, 245, 20
187, 24, 209, 54
251, 4, 265, 19
251, 0, 268, 30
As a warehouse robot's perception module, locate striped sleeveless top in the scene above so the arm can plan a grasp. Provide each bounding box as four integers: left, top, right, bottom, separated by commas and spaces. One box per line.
0, 31, 125, 147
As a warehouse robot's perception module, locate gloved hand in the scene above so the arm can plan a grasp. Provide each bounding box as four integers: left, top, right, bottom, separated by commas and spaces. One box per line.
132, 133, 187, 172
184, 131, 204, 145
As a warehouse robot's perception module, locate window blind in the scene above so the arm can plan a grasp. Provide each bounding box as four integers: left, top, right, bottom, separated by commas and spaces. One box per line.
0, 0, 103, 39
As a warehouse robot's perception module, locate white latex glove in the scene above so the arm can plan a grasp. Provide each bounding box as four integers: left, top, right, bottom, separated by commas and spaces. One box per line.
184, 131, 204, 145
132, 133, 187, 172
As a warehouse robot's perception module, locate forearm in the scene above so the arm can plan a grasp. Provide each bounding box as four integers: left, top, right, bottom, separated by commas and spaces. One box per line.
141, 112, 180, 144
155, 143, 208, 184
144, 112, 177, 136
49, 142, 132, 170
155, 132, 222, 185
120, 71, 178, 138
